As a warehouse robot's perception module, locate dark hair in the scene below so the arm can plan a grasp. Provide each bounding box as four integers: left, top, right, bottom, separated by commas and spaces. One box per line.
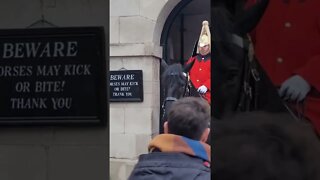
213, 112, 320, 180
167, 97, 210, 140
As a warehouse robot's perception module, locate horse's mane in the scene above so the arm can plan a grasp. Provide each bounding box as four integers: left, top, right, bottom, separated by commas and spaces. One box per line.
212, 1, 289, 118
161, 63, 186, 89
160, 63, 187, 129
212, 7, 243, 72
211, 7, 246, 119
212, 7, 233, 43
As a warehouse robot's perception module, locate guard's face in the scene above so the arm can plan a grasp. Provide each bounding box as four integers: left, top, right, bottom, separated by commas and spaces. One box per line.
199, 45, 210, 56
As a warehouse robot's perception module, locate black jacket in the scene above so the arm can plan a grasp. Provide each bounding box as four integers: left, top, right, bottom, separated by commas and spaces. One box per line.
128, 152, 210, 180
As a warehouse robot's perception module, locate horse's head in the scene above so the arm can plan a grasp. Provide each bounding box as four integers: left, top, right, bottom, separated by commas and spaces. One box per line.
162, 63, 188, 100
160, 62, 188, 125
212, 0, 269, 119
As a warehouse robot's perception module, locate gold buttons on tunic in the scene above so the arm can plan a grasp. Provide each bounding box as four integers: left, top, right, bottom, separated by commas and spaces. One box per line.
199, 68, 202, 71
277, 57, 283, 63
284, 22, 292, 28
197, 79, 199, 82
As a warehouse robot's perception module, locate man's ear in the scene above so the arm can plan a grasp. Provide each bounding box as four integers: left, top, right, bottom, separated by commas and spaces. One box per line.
164, 121, 169, 134
200, 128, 210, 142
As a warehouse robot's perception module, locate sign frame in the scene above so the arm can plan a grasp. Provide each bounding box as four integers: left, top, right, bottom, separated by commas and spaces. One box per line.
0, 27, 108, 126
110, 70, 143, 102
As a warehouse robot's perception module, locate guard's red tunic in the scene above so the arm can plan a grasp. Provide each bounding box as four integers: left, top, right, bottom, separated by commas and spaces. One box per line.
246, 0, 320, 133
186, 54, 211, 104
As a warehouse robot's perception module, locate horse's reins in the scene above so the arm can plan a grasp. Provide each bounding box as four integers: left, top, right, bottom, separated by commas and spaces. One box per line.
161, 97, 177, 122
282, 100, 305, 122
239, 34, 303, 122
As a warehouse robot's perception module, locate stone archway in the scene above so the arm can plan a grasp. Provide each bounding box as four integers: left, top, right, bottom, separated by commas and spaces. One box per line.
153, 0, 210, 133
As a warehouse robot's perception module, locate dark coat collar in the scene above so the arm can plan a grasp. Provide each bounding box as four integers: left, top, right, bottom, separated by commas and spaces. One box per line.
196, 53, 211, 62
282, 0, 306, 3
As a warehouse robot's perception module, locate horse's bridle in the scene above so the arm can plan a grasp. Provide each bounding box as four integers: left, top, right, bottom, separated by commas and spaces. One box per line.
230, 33, 250, 50
230, 33, 304, 121
161, 71, 191, 121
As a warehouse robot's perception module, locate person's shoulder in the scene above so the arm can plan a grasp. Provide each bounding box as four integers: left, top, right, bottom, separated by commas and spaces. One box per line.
130, 152, 210, 180
186, 56, 197, 64
195, 171, 210, 180
136, 152, 210, 169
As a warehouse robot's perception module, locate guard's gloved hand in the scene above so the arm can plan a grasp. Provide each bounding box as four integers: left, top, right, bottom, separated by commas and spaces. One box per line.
279, 75, 311, 102
197, 85, 208, 94
182, 72, 187, 77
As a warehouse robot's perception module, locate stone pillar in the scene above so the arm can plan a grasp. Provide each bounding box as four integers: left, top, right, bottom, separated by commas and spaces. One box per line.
109, 0, 179, 179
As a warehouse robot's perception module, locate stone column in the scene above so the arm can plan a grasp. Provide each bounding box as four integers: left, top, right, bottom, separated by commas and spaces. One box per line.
109, 0, 176, 179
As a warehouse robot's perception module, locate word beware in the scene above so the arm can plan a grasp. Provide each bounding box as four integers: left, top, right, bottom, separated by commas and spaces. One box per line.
1, 41, 78, 58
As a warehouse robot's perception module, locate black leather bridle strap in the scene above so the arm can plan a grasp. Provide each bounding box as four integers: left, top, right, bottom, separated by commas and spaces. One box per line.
214, 33, 250, 50
231, 34, 250, 50
165, 97, 178, 101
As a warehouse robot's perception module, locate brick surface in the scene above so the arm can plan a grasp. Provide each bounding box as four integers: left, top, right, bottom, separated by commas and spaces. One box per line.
110, 0, 139, 17
125, 108, 152, 134
52, 127, 108, 145
110, 17, 120, 44
44, 0, 108, 28
0, 145, 46, 180
110, 133, 137, 159
0, 0, 41, 28
110, 108, 125, 133
120, 16, 155, 43
140, 0, 166, 21
48, 145, 107, 180
110, 158, 137, 180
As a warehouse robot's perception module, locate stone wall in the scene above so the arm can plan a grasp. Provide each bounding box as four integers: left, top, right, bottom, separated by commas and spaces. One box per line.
0, 0, 184, 179
109, 0, 181, 179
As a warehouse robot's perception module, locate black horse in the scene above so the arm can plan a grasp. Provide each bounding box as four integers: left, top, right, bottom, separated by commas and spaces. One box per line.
211, 0, 292, 120
161, 63, 187, 119
160, 61, 201, 132
215, 1, 312, 129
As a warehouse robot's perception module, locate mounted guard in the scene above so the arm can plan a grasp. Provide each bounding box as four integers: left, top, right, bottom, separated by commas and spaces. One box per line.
185, 20, 211, 104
